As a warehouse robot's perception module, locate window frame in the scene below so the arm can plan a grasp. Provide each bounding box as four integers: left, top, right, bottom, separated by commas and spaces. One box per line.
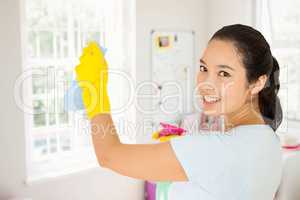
21, 0, 136, 183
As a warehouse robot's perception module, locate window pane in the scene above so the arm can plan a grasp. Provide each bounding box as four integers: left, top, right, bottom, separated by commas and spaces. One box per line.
58, 97, 68, 124
270, 0, 300, 41
63, 32, 68, 57
59, 113, 68, 125
39, 31, 54, 58
49, 98, 56, 125
33, 137, 48, 159
28, 31, 37, 58
32, 68, 46, 94
49, 113, 56, 126
33, 100, 46, 127
59, 133, 71, 152
33, 114, 46, 127
47, 66, 56, 94
86, 31, 101, 44
49, 135, 58, 153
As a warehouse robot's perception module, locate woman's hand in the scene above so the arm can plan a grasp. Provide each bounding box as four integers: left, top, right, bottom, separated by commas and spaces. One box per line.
75, 42, 111, 119
152, 122, 186, 142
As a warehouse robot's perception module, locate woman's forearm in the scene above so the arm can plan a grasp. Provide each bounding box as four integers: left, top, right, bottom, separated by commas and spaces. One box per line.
90, 113, 121, 166
89, 113, 188, 181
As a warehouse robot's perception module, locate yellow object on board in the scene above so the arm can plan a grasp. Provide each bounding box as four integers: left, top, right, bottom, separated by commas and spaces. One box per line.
75, 41, 110, 119
152, 131, 180, 142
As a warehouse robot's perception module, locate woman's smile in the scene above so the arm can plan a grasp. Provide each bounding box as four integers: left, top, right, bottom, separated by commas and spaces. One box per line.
201, 95, 221, 109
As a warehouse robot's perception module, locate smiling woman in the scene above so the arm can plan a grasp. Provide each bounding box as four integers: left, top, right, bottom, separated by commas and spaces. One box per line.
207, 24, 282, 131
76, 24, 283, 200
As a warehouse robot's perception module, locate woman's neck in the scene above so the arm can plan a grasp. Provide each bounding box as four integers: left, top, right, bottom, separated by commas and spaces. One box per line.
222, 97, 265, 132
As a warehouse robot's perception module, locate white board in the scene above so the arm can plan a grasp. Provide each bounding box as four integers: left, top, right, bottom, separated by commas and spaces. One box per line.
151, 30, 195, 127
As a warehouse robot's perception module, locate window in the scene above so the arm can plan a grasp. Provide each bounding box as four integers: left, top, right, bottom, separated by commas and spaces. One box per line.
255, 0, 300, 134
23, 0, 135, 181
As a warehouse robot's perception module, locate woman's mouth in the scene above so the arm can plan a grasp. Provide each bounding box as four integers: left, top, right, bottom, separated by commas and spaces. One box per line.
202, 95, 221, 105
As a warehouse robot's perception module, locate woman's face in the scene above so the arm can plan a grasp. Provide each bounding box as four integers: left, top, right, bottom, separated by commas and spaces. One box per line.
197, 39, 251, 116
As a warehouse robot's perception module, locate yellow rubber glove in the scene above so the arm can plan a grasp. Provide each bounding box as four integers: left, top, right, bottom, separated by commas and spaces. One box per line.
75, 42, 110, 119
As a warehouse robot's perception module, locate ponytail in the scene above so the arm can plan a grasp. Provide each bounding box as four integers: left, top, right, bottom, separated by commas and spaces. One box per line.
258, 57, 282, 131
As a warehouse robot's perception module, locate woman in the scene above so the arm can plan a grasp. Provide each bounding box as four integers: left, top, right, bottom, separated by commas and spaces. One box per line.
75, 24, 283, 200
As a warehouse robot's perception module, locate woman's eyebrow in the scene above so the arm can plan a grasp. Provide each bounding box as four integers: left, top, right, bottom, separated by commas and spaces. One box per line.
199, 59, 206, 64
217, 64, 235, 71
200, 59, 235, 71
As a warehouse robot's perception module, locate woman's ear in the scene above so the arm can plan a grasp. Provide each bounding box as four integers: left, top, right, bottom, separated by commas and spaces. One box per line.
250, 75, 268, 95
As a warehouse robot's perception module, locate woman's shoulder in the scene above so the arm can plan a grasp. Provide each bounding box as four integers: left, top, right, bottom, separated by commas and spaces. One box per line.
231, 124, 281, 152
232, 124, 275, 136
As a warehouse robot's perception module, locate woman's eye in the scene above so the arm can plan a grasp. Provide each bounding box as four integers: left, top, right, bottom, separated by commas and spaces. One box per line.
219, 71, 231, 77
199, 65, 207, 72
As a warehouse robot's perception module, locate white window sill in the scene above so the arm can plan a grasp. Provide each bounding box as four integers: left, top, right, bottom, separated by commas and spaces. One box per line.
24, 149, 103, 186
25, 162, 100, 186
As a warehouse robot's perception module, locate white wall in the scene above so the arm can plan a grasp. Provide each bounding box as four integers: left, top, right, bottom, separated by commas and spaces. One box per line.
135, 0, 209, 143
0, 0, 143, 199
206, 0, 255, 39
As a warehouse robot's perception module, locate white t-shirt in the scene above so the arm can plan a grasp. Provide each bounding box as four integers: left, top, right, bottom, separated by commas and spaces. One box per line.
168, 113, 283, 200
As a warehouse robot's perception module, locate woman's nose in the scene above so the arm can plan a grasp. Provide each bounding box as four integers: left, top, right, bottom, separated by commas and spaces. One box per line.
197, 75, 218, 94
199, 84, 216, 95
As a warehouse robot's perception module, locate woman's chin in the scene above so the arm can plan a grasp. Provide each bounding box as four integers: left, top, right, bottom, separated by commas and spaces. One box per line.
202, 109, 220, 116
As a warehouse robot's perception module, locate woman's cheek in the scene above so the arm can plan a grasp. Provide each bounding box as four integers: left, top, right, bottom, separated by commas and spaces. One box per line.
197, 73, 206, 85
220, 82, 238, 114
223, 84, 247, 114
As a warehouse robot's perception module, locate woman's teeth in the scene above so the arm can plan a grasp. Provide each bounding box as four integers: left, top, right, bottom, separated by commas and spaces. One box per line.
203, 96, 220, 103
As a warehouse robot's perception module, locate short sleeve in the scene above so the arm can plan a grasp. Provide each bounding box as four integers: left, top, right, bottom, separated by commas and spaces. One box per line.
170, 134, 234, 185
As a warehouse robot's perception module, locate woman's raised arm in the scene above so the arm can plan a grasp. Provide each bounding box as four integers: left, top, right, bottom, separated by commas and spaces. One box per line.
91, 114, 188, 182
